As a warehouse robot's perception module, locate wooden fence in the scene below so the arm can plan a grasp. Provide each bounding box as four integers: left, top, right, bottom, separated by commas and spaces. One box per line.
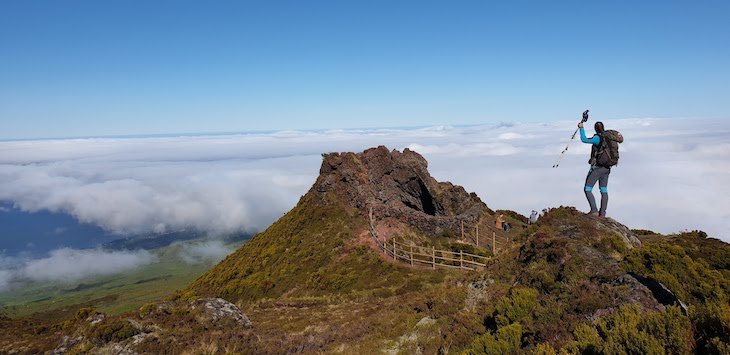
384, 238, 488, 271
368, 207, 490, 271
457, 217, 508, 255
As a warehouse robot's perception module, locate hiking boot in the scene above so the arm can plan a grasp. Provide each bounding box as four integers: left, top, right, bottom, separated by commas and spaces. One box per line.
586, 211, 599, 217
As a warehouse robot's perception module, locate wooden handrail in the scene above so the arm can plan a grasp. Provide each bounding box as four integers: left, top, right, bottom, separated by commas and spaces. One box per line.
368, 205, 499, 271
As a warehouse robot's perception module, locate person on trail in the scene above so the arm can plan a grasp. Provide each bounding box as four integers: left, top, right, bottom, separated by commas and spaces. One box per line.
529, 210, 538, 225
496, 214, 511, 232
579, 120, 617, 217
496, 214, 504, 230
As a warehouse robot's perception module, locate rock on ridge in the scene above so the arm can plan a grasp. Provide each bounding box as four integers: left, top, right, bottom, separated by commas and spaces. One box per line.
314, 146, 490, 237
191, 298, 252, 328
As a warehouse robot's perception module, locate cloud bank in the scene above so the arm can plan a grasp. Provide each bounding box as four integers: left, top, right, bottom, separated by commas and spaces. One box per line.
177, 240, 234, 265
0, 118, 728, 243
0, 248, 155, 291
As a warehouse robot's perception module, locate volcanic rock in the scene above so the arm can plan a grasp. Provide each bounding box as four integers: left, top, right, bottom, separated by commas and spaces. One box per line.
315, 146, 490, 238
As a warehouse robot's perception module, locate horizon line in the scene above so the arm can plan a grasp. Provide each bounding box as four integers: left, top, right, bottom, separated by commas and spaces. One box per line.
0, 116, 703, 143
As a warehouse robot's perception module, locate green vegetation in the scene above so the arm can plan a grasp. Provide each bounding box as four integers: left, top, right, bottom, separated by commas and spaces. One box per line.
565, 305, 693, 354
0, 240, 242, 319
460, 208, 730, 354
2, 202, 729, 354
464, 323, 523, 355
185, 192, 445, 303
89, 319, 139, 343
622, 234, 730, 354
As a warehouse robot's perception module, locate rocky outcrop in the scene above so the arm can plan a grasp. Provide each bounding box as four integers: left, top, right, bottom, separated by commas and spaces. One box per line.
516, 207, 662, 321
191, 298, 252, 328
596, 217, 642, 249
315, 146, 490, 238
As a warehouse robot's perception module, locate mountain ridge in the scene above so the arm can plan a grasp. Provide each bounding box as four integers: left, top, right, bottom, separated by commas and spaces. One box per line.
1, 146, 728, 354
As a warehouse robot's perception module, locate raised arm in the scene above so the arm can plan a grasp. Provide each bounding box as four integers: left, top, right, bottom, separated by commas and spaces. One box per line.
578, 125, 600, 145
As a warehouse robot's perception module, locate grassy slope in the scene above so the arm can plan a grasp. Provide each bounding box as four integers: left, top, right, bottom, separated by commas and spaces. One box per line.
0, 241, 242, 320
2, 203, 729, 354
185, 191, 445, 303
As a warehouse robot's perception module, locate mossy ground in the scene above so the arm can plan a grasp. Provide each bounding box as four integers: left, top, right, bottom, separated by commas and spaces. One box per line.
185, 191, 445, 303
1, 206, 728, 354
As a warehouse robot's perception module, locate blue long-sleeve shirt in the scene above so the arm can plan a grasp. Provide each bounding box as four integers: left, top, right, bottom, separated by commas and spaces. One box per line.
580, 127, 600, 145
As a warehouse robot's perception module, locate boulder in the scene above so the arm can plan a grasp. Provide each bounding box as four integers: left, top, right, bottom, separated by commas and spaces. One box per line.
191, 298, 252, 328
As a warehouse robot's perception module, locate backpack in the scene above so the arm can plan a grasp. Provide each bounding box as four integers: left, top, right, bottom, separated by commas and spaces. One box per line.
592, 130, 623, 167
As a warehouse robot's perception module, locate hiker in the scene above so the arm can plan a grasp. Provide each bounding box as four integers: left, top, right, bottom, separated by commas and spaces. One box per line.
495, 214, 504, 230
496, 214, 511, 232
579, 120, 623, 217
529, 210, 538, 225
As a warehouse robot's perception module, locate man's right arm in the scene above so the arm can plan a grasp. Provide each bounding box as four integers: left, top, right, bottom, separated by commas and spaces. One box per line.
579, 127, 600, 145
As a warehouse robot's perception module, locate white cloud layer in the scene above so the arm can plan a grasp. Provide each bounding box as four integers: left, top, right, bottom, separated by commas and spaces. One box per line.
177, 240, 234, 265
0, 248, 155, 291
0, 117, 728, 243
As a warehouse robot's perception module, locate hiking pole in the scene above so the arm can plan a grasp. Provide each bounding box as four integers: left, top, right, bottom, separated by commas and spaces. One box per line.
552, 110, 589, 168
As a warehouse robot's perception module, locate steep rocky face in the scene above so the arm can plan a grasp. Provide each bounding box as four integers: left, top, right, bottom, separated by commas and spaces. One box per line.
315, 146, 490, 238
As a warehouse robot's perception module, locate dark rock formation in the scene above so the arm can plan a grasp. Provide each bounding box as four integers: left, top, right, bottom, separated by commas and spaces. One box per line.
315, 146, 490, 238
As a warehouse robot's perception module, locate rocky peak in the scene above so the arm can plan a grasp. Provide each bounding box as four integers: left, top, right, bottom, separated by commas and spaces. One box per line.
314, 146, 490, 237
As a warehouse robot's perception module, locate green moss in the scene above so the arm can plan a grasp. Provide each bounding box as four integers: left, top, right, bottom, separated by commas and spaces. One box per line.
494, 288, 540, 327
68, 341, 94, 354
595, 234, 628, 256
74, 307, 99, 321
138, 303, 158, 318
463, 323, 523, 355
185, 191, 445, 304
532, 342, 558, 355
89, 319, 139, 343
564, 305, 692, 354
623, 241, 729, 304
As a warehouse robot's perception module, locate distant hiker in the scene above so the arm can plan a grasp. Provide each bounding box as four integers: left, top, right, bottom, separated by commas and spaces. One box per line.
496, 214, 511, 232
579, 120, 623, 217
529, 210, 538, 225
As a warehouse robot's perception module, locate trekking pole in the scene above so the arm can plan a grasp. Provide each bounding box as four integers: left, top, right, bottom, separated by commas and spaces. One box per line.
552, 110, 589, 168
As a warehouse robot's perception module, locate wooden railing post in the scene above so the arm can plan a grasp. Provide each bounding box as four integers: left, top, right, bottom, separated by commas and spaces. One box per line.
476, 224, 479, 246
432, 246, 435, 269
492, 232, 496, 255
410, 245, 413, 266
393, 238, 396, 260
460, 250, 464, 269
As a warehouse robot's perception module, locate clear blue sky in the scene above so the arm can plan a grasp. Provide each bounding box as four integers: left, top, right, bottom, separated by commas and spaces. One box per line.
1, 1, 729, 139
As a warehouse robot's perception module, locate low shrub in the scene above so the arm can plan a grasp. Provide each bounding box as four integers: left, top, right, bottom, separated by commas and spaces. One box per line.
89, 320, 138, 343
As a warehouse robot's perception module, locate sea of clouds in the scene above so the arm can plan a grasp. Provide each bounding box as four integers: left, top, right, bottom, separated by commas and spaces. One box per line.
0, 117, 728, 290
0, 248, 156, 291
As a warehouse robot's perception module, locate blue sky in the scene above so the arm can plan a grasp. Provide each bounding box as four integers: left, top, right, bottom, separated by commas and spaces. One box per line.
1, 1, 729, 140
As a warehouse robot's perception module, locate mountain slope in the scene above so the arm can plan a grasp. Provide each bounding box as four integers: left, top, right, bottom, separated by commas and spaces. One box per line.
2, 146, 728, 354
185, 146, 486, 302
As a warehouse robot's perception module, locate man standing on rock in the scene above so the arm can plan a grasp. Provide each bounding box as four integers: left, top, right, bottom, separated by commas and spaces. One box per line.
578, 120, 623, 217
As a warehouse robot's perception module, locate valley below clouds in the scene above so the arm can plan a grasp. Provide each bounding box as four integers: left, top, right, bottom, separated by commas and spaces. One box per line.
1, 117, 728, 288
